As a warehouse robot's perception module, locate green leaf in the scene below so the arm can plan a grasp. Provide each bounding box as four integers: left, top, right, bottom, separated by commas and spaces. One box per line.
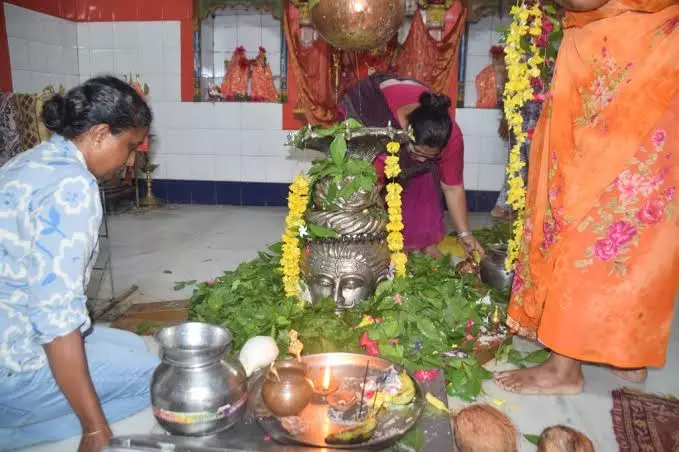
524, 349, 551, 364
308, 0, 320, 9
524, 434, 540, 445
329, 135, 347, 167
307, 223, 338, 238
417, 318, 442, 342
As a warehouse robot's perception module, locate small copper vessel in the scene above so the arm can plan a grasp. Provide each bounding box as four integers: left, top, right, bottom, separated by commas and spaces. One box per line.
261, 360, 313, 417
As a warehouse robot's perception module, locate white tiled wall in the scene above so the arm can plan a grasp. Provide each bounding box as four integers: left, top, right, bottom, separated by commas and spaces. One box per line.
463, 15, 509, 108
207, 7, 282, 88
458, 108, 507, 191
76, 21, 182, 101
5, 3, 80, 93
3, 5, 507, 191
150, 101, 316, 183
148, 103, 506, 191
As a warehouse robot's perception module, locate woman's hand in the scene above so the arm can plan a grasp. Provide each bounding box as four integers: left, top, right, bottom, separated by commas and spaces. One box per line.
78, 425, 112, 452
460, 234, 485, 260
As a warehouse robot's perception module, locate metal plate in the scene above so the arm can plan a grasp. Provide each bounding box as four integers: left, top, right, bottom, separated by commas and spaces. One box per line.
254, 353, 424, 450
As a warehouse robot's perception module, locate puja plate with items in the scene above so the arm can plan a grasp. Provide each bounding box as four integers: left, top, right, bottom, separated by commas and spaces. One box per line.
254, 353, 425, 449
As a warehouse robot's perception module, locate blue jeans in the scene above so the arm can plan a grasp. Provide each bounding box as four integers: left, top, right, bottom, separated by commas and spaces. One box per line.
0, 327, 159, 450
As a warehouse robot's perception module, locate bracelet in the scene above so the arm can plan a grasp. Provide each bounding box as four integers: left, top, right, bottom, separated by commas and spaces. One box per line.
83, 427, 109, 437
458, 231, 473, 239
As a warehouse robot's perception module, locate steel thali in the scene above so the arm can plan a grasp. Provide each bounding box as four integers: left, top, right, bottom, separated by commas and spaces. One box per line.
254, 353, 425, 450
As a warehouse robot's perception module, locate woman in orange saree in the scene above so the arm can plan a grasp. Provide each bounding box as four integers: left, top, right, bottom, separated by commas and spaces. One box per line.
495, 0, 679, 394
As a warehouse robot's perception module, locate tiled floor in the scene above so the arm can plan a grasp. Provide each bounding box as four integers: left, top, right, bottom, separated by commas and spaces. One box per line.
22, 205, 679, 452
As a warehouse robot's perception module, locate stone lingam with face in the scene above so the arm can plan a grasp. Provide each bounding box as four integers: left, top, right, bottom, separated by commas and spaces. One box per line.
295, 124, 411, 311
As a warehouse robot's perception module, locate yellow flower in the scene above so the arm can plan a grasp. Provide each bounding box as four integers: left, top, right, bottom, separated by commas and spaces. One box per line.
386, 141, 400, 154
384, 156, 401, 179
280, 174, 310, 298
502, 1, 542, 271
391, 252, 407, 277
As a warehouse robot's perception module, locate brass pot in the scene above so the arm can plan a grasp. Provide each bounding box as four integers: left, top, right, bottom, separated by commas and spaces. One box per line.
261, 360, 313, 417
310, 0, 405, 51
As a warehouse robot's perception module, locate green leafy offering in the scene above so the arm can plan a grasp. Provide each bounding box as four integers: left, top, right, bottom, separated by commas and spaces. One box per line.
473, 222, 511, 247
188, 232, 515, 401
135, 321, 165, 336
495, 345, 551, 368
308, 134, 377, 207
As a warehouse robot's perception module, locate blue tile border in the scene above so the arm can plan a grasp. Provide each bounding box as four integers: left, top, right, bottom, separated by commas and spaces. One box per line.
143, 180, 500, 212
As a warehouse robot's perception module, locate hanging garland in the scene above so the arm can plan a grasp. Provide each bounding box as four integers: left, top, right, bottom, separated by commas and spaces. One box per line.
385, 141, 408, 277
280, 174, 310, 297
502, 3, 543, 271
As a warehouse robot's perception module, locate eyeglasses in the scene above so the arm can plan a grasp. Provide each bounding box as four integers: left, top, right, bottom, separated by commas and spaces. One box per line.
406, 144, 442, 162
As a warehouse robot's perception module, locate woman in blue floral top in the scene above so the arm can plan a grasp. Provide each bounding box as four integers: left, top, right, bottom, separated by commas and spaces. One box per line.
0, 76, 156, 451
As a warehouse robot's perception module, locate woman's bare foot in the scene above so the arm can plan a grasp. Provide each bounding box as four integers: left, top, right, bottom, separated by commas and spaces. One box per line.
423, 244, 444, 260
495, 353, 584, 395
611, 367, 647, 383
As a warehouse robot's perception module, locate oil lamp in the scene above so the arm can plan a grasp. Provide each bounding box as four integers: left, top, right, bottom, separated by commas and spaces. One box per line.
312, 365, 339, 396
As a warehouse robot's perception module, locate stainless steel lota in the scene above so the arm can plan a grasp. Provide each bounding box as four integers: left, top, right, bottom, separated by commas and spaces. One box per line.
151, 322, 248, 436
479, 243, 515, 291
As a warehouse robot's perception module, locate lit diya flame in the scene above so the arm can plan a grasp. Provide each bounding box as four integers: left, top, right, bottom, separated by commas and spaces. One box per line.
313, 365, 339, 395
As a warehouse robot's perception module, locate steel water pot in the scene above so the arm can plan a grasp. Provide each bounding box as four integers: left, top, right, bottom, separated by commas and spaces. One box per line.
480, 243, 515, 291
151, 322, 247, 436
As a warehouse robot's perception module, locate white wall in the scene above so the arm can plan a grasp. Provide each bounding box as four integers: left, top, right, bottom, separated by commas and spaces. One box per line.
147, 103, 507, 192
76, 21, 182, 102
5, 3, 79, 93
3, 5, 507, 192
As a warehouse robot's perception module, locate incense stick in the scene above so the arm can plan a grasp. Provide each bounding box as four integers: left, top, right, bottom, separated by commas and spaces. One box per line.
357, 361, 370, 421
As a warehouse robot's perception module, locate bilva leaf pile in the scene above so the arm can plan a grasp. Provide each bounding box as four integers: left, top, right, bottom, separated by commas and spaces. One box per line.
188, 225, 533, 401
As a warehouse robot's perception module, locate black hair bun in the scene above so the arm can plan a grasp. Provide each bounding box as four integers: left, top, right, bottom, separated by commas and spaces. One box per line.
41, 94, 67, 134
419, 92, 452, 113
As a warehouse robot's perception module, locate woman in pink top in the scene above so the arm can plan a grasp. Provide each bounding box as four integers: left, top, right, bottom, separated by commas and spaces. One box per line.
340, 73, 483, 258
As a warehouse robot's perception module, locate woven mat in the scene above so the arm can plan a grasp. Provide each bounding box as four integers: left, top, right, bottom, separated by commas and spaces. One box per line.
612, 388, 679, 452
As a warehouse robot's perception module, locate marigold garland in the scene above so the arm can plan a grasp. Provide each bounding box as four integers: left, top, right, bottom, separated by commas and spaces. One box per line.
280, 174, 310, 297
503, 3, 543, 271
385, 141, 407, 277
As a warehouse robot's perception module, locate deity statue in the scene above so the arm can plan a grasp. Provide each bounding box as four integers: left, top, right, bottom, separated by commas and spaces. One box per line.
250, 47, 279, 102
221, 46, 249, 99
296, 125, 411, 310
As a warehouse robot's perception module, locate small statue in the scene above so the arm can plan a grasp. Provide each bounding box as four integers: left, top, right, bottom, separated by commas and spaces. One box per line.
221, 46, 249, 99
250, 47, 278, 102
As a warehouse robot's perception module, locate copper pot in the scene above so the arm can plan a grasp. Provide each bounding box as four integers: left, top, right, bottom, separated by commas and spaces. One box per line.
310, 0, 405, 51
261, 360, 313, 417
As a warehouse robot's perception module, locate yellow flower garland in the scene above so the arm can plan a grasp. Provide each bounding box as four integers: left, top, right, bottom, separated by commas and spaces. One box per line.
385, 141, 407, 277
280, 174, 310, 297
503, 3, 543, 271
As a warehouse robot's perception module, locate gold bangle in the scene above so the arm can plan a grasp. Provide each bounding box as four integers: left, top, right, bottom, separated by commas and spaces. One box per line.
83, 427, 108, 437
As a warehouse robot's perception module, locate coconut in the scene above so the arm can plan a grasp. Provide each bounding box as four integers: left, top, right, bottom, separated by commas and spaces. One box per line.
453, 404, 518, 452
537, 425, 594, 452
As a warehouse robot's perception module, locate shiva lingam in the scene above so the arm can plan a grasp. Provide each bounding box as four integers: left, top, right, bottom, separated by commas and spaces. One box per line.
297, 124, 411, 311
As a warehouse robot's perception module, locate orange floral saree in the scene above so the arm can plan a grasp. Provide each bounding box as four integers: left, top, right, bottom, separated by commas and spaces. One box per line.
508, 0, 679, 368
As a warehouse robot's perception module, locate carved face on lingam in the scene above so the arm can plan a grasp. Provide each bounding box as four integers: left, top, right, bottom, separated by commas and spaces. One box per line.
300, 169, 390, 310
295, 125, 411, 311
302, 241, 390, 309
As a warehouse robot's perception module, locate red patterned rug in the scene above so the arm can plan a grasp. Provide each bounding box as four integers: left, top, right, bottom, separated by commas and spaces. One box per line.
612, 388, 679, 452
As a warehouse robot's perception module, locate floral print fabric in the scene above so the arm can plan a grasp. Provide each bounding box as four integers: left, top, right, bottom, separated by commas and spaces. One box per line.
0, 135, 102, 373
507, 1, 679, 368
